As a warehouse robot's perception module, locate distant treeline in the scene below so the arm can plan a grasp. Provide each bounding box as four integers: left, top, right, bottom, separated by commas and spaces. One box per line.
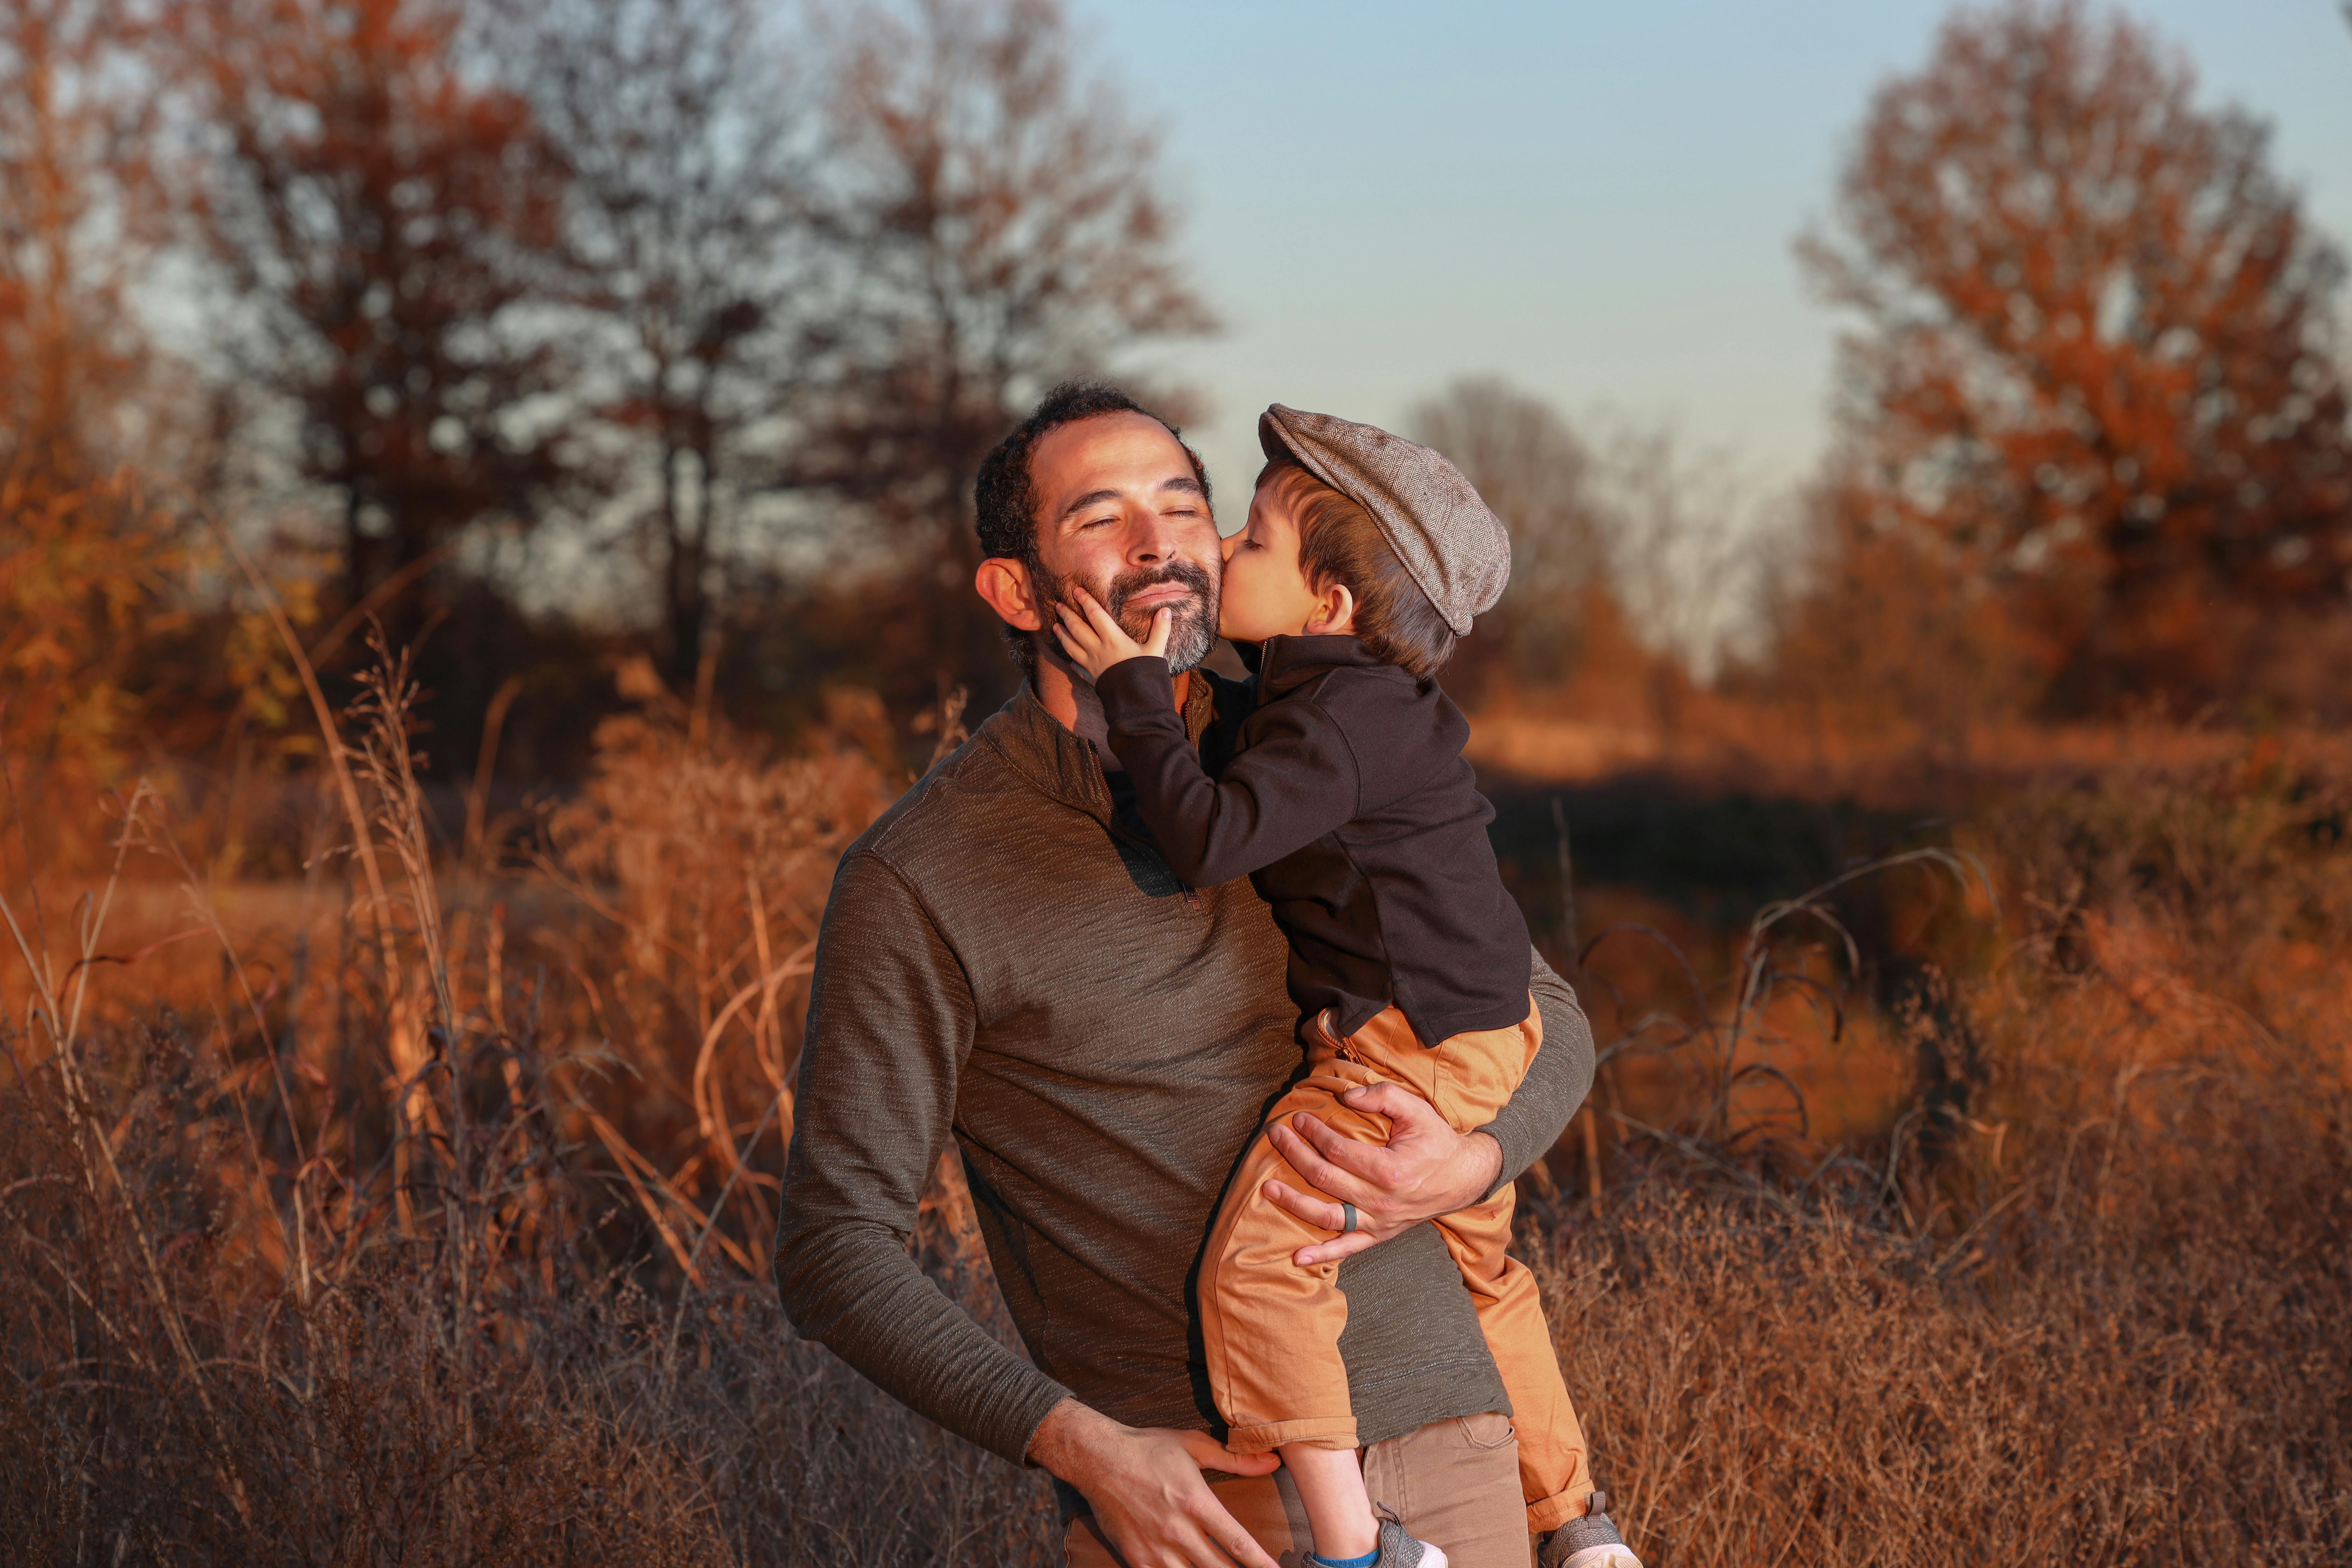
2, 0, 2347, 800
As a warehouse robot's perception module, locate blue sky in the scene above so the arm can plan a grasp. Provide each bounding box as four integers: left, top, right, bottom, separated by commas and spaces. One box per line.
1084, 1, 2352, 509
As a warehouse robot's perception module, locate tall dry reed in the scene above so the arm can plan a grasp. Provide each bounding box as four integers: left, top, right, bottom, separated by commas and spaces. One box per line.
2, 633, 2345, 1563
1531, 763, 2352, 1564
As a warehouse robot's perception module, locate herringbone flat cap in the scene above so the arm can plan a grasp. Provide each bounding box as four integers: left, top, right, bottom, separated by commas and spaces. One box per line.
1258, 404, 1510, 634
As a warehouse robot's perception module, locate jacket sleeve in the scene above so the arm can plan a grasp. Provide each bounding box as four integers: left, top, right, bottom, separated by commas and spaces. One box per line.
774, 850, 1073, 1466
1094, 656, 1361, 888
1471, 949, 1596, 1200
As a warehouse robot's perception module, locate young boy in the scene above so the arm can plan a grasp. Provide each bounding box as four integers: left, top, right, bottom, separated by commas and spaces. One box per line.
1052, 406, 1640, 1568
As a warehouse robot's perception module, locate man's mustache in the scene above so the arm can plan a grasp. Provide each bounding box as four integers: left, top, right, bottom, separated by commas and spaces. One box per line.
1100, 561, 1216, 623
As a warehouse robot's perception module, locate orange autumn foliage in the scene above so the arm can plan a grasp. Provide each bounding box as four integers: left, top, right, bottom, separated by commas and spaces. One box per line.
1799, 0, 2352, 718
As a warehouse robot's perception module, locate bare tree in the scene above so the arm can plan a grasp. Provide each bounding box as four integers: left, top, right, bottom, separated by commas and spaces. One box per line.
175, 0, 573, 636
1801, 0, 2352, 714
1762, 465, 2046, 761
790, 0, 1215, 686
0, 0, 205, 796
514, 0, 814, 688
1591, 423, 1764, 749
0, 0, 159, 478
1407, 377, 1612, 695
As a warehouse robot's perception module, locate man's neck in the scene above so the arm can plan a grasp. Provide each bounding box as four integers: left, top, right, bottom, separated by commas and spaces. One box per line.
1034, 646, 1189, 742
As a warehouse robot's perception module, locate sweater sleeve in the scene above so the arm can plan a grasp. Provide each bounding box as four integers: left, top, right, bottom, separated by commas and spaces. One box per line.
1094, 655, 1361, 888
1471, 949, 1596, 1200
774, 851, 1073, 1466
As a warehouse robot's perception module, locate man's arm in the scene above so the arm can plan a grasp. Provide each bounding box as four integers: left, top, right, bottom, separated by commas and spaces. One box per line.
779, 850, 1284, 1568
1477, 948, 1597, 1194
775, 851, 1071, 1465
1261, 948, 1596, 1262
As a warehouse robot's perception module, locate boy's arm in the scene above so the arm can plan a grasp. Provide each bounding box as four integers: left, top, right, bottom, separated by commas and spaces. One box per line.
1094, 654, 1359, 888
774, 851, 1073, 1465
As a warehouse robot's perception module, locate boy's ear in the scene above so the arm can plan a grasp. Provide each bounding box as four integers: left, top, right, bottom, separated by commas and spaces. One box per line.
975, 558, 1045, 631
1306, 581, 1356, 637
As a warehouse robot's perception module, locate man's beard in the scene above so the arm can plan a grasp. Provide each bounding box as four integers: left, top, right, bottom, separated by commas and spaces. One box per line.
1042, 558, 1220, 674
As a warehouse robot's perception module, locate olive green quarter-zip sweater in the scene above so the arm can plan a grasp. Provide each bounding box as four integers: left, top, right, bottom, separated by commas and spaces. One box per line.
774, 673, 1595, 1468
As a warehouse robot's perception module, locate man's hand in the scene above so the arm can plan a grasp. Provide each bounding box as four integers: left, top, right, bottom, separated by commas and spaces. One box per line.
1052, 587, 1169, 684
1263, 1083, 1506, 1266
1027, 1399, 1281, 1568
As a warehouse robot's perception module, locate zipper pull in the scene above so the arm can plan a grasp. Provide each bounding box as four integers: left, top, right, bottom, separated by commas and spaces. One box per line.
1182, 887, 1203, 912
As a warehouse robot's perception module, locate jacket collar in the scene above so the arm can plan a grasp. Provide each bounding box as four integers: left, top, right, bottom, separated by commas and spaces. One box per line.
1251, 634, 1387, 702
979, 673, 1215, 825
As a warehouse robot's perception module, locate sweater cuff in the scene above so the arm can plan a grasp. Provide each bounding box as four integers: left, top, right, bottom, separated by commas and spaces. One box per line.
1093, 655, 1176, 734
1467, 1126, 1516, 1206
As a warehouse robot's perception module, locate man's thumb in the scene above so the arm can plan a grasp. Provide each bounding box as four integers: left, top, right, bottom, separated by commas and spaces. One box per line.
1339, 1080, 1420, 1127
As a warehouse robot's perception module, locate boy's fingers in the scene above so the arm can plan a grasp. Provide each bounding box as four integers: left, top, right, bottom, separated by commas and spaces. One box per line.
1144, 607, 1171, 656
1083, 593, 1126, 635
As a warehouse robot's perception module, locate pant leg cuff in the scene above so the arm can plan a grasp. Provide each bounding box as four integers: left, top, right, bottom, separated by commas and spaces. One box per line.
1526, 1487, 1595, 1534
1224, 1417, 1360, 1455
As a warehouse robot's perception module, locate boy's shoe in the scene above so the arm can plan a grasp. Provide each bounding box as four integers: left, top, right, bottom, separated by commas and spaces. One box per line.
1361, 1503, 1448, 1568
1536, 1492, 1642, 1568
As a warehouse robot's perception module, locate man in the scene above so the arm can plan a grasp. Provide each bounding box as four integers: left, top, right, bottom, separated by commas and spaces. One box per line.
777, 382, 1595, 1568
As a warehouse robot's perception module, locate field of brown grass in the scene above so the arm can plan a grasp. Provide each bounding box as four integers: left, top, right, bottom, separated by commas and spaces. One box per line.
3, 660, 2347, 1564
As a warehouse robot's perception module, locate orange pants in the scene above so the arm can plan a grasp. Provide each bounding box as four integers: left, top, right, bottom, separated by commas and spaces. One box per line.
1198, 1001, 1593, 1534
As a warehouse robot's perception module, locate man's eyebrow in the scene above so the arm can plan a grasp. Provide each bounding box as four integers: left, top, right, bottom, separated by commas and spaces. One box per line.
1055, 475, 1204, 522
1055, 488, 1122, 523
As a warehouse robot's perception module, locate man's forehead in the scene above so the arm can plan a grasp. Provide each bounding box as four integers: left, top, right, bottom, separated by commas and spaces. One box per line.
1032, 413, 1194, 503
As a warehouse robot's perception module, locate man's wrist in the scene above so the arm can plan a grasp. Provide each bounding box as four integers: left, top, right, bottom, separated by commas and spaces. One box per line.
1463, 1128, 1505, 1206
1026, 1396, 1111, 1484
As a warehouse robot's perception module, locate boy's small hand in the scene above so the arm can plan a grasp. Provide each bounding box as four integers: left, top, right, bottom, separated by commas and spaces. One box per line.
1050, 587, 1170, 684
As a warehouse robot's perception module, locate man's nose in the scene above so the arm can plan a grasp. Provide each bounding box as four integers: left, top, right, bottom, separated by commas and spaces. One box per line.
1127, 509, 1183, 565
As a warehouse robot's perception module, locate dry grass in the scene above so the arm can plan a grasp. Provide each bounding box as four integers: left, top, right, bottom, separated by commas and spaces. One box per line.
2, 643, 2347, 1563
1469, 699, 2352, 806
1531, 763, 2352, 1564
1, 647, 1055, 1564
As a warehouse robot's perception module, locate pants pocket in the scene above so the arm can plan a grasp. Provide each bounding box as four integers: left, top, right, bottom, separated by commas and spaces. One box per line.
1455, 1410, 1517, 1451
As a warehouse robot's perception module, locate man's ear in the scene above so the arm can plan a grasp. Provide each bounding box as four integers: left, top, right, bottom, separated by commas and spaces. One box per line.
1306, 582, 1356, 637
975, 558, 1044, 631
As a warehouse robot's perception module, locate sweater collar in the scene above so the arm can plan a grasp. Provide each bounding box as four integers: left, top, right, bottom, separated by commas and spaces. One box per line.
979, 673, 1214, 824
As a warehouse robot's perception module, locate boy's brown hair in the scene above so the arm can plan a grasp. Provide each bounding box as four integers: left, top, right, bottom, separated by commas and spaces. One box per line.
1258, 458, 1457, 677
